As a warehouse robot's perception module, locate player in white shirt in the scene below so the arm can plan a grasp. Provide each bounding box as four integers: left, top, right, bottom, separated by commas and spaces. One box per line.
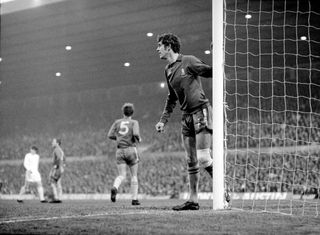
17, 146, 47, 203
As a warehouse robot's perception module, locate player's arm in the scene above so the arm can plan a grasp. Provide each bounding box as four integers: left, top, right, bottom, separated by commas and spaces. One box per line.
132, 120, 141, 143
156, 85, 177, 133
55, 149, 64, 169
159, 78, 178, 124
107, 121, 117, 140
23, 154, 32, 172
187, 56, 212, 78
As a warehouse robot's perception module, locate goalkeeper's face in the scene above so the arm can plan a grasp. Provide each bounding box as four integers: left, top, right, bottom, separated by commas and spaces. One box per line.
156, 42, 169, 60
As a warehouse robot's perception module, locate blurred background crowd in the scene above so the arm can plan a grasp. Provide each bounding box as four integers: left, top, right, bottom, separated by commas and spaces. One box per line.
0, 80, 319, 196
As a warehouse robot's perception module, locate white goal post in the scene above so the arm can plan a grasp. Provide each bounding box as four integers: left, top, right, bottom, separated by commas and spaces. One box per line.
212, 0, 225, 210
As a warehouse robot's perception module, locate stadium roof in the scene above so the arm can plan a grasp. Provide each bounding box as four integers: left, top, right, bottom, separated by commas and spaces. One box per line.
0, 0, 319, 100
0, 0, 212, 100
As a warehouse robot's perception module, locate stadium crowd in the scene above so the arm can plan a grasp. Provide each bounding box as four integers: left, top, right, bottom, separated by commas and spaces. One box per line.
1, 150, 319, 196
1, 110, 319, 160
0, 81, 319, 196
0, 154, 212, 197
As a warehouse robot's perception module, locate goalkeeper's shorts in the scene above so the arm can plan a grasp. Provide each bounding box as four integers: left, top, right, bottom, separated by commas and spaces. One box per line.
49, 167, 62, 183
181, 103, 213, 137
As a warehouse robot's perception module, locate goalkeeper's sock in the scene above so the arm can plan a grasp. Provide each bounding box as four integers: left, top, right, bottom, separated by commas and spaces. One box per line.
130, 176, 138, 200
51, 184, 58, 200
188, 162, 200, 203
37, 185, 45, 201
57, 185, 63, 200
113, 175, 125, 190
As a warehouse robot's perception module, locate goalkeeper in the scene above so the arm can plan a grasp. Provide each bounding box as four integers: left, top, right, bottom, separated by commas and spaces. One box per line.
155, 33, 229, 210
49, 138, 65, 203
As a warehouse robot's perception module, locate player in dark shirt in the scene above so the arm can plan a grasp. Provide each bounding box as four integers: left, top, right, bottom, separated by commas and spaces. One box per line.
155, 33, 217, 211
108, 103, 141, 206
49, 138, 65, 203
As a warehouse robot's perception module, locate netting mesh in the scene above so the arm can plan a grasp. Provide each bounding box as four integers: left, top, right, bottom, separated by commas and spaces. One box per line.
224, 0, 320, 216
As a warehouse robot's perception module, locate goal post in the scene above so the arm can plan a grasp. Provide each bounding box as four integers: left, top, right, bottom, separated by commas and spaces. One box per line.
212, 0, 225, 210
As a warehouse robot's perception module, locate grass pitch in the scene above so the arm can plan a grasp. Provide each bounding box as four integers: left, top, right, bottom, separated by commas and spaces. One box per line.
1, 199, 320, 234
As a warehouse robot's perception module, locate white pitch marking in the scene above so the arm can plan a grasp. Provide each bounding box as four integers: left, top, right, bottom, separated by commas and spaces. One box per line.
0, 208, 236, 224
0, 210, 153, 224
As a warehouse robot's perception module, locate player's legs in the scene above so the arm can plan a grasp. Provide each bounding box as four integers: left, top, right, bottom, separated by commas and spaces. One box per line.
111, 163, 126, 202
197, 130, 231, 207
172, 135, 200, 211
129, 163, 139, 204
194, 106, 231, 207
17, 181, 29, 202
192, 105, 213, 177
56, 178, 62, 200
51, 182, 58, 200
114, 164, 126, 189
36, 181, 45, 201
172, 114, 200, 210
182, 135, 199, 203
196, 132, 213, 177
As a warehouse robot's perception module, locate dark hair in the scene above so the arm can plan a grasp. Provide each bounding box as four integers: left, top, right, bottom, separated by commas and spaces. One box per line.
157, 33, 181, 53
122, 103, 134, 117
54, 138, 62, 146
31, 146, 38, 153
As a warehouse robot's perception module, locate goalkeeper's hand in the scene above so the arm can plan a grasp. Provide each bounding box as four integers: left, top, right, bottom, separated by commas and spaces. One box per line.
155, 122, 165, 133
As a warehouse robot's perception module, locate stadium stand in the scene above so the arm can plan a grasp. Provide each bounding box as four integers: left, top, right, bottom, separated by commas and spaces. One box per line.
0, 82, 319, 195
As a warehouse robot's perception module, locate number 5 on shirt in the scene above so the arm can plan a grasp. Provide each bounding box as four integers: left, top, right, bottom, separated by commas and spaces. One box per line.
119, 121, 129, 135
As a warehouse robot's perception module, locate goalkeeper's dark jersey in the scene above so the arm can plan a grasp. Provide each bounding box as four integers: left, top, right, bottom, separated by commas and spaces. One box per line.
52, 146, 65, 169
108, 117, 141, 149
159, 54, 212, 124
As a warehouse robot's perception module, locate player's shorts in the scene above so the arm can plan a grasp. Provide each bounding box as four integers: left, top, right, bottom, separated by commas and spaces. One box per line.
181, 103, 213, 137
25, 170, 41, 183
49, 167, 63, 183
116, 147, 139, 166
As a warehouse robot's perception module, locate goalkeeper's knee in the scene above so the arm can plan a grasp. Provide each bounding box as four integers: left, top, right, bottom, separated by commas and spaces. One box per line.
197, 149, 213, 168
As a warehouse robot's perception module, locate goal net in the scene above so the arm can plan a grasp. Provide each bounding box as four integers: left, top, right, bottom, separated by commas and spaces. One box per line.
224, 0, 320, 216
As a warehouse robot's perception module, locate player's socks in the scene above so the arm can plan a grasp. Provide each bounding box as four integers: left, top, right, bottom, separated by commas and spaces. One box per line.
113, 175, 125, 189
37, 185, 45, 201
57, 185, 63, 201
188, 162, 200, 203
17, 186, 26, 203
51, 184, 58, 201
130, 176, 138, 201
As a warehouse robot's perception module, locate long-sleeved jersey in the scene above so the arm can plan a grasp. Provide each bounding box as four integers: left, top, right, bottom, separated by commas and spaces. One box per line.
160, 54, 212, 124
107, 117, 141, 148
52, 146, 65, 169
24, 153, 40, 173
